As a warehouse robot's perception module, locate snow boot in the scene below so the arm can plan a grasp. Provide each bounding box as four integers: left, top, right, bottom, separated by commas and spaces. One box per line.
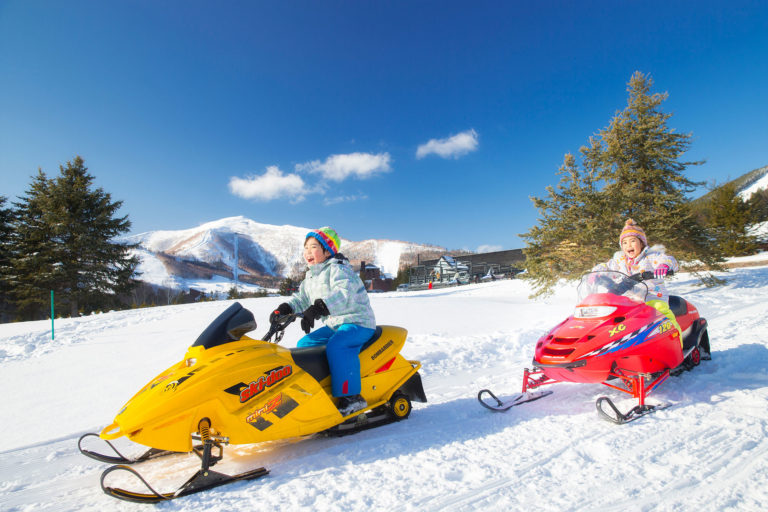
337, 394, 367, 416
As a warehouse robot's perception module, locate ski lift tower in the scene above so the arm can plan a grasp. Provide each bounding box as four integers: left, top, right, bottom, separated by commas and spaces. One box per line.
233, 233, 239, 294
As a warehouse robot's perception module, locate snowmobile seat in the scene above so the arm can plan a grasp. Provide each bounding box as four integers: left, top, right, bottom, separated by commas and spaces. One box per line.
290, 346, 330, 383
290, 327, 383, 383
360, 326, 384, 352
668, 296, 687, 317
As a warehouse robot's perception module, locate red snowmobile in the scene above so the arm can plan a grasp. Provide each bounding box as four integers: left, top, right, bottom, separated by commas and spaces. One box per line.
478, 270, 710, 423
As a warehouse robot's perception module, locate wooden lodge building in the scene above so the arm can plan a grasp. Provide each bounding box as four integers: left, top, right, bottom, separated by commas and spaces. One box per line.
408, 249, 525, 286
359, 261, 394, 292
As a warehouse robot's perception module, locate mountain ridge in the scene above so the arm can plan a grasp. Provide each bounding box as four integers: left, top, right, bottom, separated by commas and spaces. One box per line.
693, 164, 768, 204
122, 216, 447, 293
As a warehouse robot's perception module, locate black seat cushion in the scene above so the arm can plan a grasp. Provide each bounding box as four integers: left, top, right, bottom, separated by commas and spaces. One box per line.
668, 296, 687, 317
290, 346, 330, 383
290, 327, 383, 383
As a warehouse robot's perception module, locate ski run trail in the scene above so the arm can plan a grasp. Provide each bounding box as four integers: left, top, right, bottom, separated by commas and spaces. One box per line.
1, 264, 767, 512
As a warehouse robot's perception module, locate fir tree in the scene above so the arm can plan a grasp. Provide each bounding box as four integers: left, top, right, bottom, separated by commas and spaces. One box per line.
706, 182, 760, 256
227, 286, 241, 300
522, 151, 607, 294
10, 171, 61, 319
0, 196, 14, 320
521, 72, 723, 296
12, 157, 139, 318
597, 72, 717, 268
394, 265, 410, 288
278, 277, 297, 296
746, 188, 768, 225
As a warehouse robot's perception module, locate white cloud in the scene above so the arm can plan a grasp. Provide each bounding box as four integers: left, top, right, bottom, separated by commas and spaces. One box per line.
416, 129, 479, 159
297, 152, 391, 181
323, 194, 368, 206
228, 166, 309, 202
476, 244, 503, 253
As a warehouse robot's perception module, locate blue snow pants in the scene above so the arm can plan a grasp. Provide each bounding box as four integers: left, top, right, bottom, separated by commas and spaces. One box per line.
297, 324, 375, 397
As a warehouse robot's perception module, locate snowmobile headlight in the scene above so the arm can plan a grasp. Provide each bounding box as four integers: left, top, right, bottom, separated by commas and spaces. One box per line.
574, 306, 617, 318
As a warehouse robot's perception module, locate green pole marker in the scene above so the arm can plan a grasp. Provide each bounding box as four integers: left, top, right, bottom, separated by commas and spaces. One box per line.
51, 290, 54, 341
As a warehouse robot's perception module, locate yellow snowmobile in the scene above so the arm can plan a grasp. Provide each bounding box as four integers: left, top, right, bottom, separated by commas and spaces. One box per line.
79, 302, 426, 503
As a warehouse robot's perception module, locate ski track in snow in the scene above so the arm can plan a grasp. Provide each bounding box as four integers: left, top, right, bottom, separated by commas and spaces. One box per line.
1, 268, 768, 511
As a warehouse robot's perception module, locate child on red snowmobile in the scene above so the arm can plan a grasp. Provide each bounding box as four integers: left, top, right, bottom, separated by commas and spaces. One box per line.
592, 218, 682, 339
271, 226, 376, 416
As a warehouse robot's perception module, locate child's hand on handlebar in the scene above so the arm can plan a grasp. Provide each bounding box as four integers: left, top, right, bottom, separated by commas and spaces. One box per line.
270, 303, 293, 323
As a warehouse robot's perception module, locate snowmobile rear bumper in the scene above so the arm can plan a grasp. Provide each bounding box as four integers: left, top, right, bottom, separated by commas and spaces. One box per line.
399, 371, 427, 403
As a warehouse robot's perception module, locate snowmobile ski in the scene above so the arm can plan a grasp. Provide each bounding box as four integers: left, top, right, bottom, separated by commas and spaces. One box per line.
100, 463, 268, 503
595, 396, 671, 424
99, 428, 269, 504
477, 389, 553, 412
78, 432, 179, 464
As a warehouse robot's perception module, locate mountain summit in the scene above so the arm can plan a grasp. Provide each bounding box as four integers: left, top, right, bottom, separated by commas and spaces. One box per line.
122, 216, 445, 293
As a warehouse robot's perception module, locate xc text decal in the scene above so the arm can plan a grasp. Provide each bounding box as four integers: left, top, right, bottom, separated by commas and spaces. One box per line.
609, 324, 626, 337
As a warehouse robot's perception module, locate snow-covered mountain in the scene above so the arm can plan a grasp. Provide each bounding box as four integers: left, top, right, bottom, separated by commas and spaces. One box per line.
122, 217, 446, 293
737, 164, 768, 200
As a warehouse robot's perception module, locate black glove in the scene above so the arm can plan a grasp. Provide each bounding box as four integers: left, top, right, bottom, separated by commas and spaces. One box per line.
269, 303, 292, 324
300, 299, 330, 333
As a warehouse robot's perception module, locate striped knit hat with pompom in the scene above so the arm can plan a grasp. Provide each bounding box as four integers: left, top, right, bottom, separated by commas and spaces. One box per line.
306, 226, 341, 256
619, 219, 647, 247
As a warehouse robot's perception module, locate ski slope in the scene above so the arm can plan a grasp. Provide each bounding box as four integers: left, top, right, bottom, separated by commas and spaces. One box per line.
2, 266, 768, 511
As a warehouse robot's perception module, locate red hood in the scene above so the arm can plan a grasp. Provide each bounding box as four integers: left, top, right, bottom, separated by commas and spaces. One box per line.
534, 293, 655, 366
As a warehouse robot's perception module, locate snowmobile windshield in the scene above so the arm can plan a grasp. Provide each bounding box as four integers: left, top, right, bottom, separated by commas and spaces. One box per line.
192, 302, 257, 349
577, 271, 649, 304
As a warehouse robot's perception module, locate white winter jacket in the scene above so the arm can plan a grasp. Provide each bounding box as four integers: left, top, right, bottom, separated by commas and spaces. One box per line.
288, 255, 376, 330
592, 244, 679, 301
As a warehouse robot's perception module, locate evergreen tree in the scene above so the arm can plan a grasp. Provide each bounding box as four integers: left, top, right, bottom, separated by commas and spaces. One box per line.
12, 157, 139, 318
278, 277, 297, 296
746, 188, 768, 224
521, 72, 723, 296
522, 151, 607, 294
227, 286, 241, 300
394, 265, 410, 287
597, 72, 716, 267
706, 183, 760, 256
10, 171, 62, 319
0, 196, 14, 320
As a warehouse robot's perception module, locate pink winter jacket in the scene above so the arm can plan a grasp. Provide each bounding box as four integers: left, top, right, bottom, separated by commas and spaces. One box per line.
592, 244, 679, 301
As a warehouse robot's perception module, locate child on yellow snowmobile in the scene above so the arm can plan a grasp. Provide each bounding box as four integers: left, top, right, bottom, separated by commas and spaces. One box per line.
592, 218, 682, 340
271, 226, 376, 416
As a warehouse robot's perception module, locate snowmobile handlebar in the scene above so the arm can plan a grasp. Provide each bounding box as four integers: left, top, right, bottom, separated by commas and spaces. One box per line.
605, 270, 676, 298
629, 270, 675, 282
589, 269, 676, 299
262, 312, 303, 344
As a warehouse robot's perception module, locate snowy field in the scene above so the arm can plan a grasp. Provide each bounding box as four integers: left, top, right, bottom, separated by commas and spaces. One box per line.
1, 266, 768, 511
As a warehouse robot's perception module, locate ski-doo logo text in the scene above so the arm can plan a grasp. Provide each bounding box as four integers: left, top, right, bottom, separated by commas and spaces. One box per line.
240, 366, 292, 403
371, 340, 394, 360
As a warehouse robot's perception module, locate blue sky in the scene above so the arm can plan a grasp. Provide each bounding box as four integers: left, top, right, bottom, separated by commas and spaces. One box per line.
1, 1, 767, 251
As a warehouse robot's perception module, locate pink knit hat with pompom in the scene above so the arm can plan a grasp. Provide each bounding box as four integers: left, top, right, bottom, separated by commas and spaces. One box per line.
619, 219, 647, 247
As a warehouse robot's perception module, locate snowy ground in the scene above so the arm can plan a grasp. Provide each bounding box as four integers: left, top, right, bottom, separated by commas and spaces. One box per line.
1, 266, 768, 511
